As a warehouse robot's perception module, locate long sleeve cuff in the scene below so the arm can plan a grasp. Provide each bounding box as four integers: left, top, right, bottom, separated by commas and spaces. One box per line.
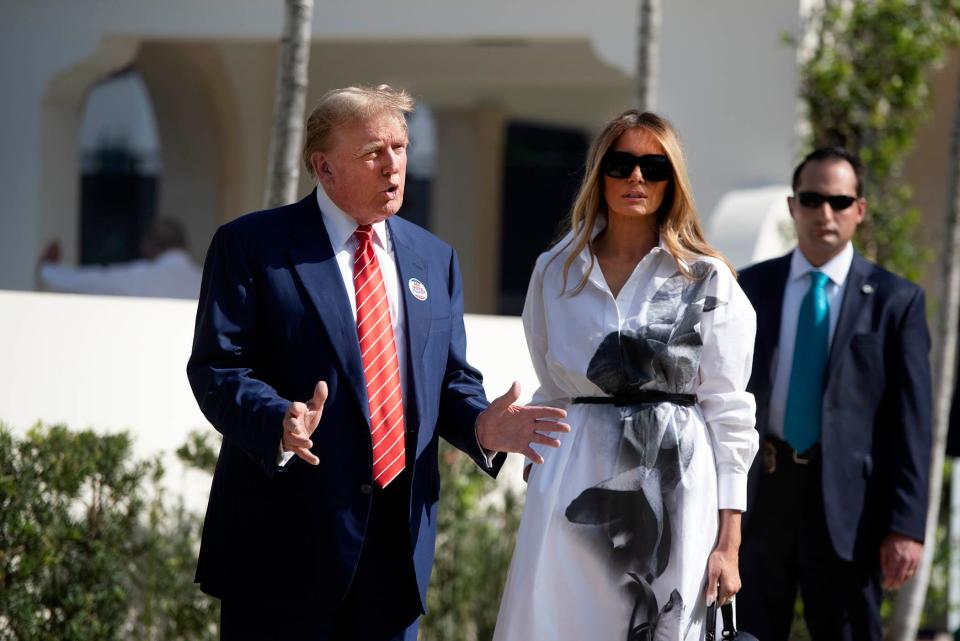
277, 441, 296, 467
717, 471, 748, 512
473, 419, 496, 469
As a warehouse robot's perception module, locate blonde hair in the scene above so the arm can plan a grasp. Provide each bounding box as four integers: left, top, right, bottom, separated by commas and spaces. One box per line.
302, 84, 415, 177
557, 110, 734, 294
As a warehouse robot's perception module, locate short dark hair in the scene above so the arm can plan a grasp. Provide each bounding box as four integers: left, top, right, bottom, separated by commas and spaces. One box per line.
791, 147, 865, 197
141, 217, 188, 257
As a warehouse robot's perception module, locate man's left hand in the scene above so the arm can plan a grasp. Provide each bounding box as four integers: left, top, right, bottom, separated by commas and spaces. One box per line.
476, 382, 569, 463
879, 533, 923, 590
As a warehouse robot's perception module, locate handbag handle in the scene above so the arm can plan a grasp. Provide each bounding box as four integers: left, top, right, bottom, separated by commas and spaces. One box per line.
721, 602, 736, 635
705, 601, 739, 640
705, 601, 718, 641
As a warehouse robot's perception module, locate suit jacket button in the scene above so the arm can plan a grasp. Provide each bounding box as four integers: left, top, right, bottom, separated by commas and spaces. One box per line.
360, 483, 372, 495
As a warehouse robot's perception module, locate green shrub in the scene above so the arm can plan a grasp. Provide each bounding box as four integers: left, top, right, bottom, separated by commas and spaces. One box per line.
798, 0, 960, 280
421, 443, 523, 641
0, 423, 524, 640
0, 424, 218, 641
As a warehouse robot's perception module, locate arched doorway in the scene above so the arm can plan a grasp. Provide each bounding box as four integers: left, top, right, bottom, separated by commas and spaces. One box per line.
78, 68, 161, 265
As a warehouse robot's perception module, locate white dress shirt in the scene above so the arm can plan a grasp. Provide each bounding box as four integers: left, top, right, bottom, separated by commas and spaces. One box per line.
39, 248, 202, 299
315, 186, 408, 397
767, 242, 854, 440
522, 225, 759, 510
279, 186, 407, 465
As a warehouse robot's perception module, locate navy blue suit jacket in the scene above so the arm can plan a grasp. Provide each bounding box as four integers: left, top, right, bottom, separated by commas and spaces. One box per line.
738, 250, 932, 561
186, 191, 504, 611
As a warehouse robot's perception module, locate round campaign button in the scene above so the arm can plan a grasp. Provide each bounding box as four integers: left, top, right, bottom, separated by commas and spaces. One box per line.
408, 278, 428, 301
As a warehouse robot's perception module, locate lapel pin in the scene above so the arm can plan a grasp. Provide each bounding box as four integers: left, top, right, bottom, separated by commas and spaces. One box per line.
408, 278, 428, 301
861, 283, 874, 295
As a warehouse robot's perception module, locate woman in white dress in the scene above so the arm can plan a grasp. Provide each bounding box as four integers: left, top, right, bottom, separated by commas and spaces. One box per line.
493, 111, 759, 641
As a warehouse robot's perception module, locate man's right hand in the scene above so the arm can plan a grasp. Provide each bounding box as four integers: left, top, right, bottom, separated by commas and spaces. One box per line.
879, 533, 923, 589
282, 381, 328, 465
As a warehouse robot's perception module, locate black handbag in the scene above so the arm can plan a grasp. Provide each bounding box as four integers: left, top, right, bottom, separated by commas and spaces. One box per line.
705, 600, 759, 641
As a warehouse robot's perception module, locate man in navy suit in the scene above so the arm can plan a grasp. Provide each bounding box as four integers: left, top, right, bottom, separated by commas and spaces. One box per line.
187, 85, 568, 641
736, 147, 932, 641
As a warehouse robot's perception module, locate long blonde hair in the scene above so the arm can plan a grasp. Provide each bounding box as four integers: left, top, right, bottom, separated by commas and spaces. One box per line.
557, 110, 734, 294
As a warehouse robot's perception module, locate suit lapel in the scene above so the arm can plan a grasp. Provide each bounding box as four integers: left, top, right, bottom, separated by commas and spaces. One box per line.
286, 192, 368, 420
755, 254, 792, 389
825, 252, 872, 382
388, 218, 432, 431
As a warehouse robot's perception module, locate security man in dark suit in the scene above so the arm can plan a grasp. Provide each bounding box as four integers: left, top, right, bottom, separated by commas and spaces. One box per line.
736, 147, 932, 641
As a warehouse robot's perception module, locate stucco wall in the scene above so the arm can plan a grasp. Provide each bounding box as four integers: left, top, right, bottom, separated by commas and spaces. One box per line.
0, 0, 803, 295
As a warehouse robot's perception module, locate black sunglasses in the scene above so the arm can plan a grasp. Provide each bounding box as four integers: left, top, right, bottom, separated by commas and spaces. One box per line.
601, 151, 672, 181
796, 191, 858, 211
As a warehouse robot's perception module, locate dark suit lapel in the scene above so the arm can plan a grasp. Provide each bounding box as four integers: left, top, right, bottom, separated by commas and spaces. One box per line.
825, 251, 872, 382
286, 192, 368, 420
387, 218, 432, 432
754, 254, 792, 389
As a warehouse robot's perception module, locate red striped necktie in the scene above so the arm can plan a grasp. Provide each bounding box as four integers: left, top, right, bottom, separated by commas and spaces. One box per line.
352, 225, 406, 488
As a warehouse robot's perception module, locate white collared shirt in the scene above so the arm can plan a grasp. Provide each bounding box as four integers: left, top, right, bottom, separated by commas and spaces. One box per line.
767, 242, 854, 439
315, 186, 408, 398
279, 187, 408, 466
39, 248, 202, 299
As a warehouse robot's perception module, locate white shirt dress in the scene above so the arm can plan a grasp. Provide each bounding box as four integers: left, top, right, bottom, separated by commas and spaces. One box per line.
493, 230, 759, 641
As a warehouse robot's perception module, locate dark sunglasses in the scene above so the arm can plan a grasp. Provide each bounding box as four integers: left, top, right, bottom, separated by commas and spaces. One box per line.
601, 151, 672, 181
796, 191, 858, 211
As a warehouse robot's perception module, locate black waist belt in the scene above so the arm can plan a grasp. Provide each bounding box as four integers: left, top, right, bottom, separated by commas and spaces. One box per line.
572, 392, 696, 407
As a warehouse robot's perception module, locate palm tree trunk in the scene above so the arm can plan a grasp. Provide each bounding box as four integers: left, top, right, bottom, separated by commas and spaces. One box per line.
263, 0, 314, 209
887, 57, 960, 641
636, 0, 661, 112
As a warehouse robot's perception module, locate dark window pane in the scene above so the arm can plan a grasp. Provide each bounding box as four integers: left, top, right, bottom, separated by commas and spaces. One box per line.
498, 122, 588, 315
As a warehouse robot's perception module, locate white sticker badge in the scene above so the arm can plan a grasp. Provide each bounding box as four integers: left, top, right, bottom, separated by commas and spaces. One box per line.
408, 278, 428, 301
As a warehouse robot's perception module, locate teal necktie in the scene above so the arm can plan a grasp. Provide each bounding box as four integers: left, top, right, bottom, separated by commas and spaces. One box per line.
784, 271, 830, 454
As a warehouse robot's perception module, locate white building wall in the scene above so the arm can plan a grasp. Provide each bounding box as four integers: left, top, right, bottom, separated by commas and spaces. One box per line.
0, 0, 803, 291
0, 0, 632, 292
659, 0, 803, 225
708, 186, 794, 269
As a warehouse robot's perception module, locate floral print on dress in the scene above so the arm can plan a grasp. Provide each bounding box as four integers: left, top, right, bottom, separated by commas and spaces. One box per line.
565, 263, 726, 641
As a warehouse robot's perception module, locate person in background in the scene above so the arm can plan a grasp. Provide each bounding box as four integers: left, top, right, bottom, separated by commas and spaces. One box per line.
737, 147, 932, 641
37, 217, 202, 299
